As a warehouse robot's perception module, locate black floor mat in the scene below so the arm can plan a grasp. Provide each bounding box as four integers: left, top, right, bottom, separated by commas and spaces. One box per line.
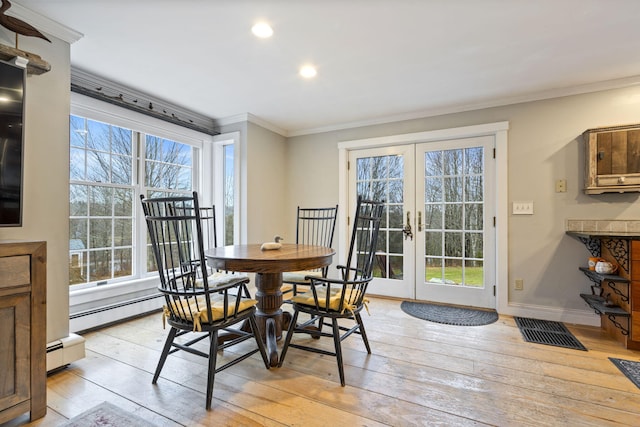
514, 317, 587, 351
609, 358, 640, 389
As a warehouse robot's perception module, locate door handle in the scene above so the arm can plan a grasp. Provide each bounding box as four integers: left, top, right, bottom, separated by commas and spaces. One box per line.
418, 211, 423, 232
402, 211, 413, 240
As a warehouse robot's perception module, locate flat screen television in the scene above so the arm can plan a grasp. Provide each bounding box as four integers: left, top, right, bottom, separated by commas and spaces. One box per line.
0, 60, 25, 226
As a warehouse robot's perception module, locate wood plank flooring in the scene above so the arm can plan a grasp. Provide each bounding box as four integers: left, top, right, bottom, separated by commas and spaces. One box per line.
6, 297, 640, 426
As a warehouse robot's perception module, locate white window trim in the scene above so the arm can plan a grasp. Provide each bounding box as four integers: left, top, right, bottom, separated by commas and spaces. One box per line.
69, 92, 216, 321
337, 121, 509, 313
213, 131, 242, 245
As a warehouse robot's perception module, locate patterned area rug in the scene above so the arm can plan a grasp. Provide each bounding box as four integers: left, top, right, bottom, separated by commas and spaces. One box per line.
400, 301, 498, 326
609, 358, 640, 389
61, 402, 157, 427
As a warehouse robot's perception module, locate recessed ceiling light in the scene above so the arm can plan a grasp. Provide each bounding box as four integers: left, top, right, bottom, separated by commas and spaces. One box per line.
251, 22, 273, 38
299, 65, 317, 79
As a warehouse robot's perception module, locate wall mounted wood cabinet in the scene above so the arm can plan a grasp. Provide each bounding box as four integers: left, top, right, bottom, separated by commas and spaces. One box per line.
0, 241, 47, 424
583, 124, 640, 194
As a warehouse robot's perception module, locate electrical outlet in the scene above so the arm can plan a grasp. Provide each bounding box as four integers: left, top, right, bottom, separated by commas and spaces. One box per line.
512, 201, 534, 215
515, 279, 524, 290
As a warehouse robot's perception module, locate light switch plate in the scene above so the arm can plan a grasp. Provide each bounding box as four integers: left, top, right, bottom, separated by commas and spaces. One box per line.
513, 201, 534, 215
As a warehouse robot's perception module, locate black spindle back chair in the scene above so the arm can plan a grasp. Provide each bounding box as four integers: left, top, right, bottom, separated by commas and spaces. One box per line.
278, 196, 384, 386
140, 192, 269, 409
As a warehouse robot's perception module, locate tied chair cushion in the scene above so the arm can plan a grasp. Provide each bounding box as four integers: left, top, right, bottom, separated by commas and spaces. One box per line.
195, 271, 249, 288
291, 285, 366, 314
163, 294, 257, 332
282, 270, 323, 283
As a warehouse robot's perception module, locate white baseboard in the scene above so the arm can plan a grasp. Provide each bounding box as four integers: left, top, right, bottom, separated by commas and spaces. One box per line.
499, 302, 601, 326
46, 333, 86, 372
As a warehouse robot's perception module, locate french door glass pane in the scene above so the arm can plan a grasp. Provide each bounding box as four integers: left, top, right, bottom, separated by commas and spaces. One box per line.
423, 147, 484, 287
356, 154, 404, 280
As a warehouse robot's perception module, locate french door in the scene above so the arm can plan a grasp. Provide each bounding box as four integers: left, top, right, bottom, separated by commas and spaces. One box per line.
348, 136, 496, 308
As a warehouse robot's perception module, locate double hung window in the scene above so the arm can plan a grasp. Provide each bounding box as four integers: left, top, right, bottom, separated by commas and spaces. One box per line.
69, 113, 198, 288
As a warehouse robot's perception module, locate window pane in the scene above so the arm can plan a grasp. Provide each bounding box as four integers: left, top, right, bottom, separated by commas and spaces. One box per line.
90, 219, 112, 248
90, 186, 112, 216
112, 153, 132, 184
145, 135, 193, 192
69, 251, 87, 285
86, 150, 110, 183
69, 148, 85, 180
113, 248, 132, 278
114, 219, 132, 246
86, 120, 110, 152
224, 144, 234, 245
70, 184, 88, 216
69, 219, 87, 250
113, 188, 133, 217
444, 203, 462, 230
388, 205, 402, 228
89, 249, 111, 282
70, 116, 86, 148
424, 204, 442, 229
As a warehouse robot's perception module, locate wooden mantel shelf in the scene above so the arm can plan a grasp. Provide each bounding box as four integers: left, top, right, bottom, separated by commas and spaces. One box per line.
0, 43, 50, 75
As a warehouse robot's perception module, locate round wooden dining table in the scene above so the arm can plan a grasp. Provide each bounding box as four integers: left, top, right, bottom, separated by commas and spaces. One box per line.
205, 243, 335, 366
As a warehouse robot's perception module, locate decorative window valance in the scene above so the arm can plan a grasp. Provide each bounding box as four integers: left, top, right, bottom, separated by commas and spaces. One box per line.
71, 67, 218, 135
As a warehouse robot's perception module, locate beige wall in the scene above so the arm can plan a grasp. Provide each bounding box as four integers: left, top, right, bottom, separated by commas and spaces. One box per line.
0, 34, 71, 342
246, 122, 288, 243
4, 12, 640, 341
285, 85, 640, 315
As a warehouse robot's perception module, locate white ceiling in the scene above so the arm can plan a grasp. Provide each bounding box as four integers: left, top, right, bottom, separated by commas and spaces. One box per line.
13, 0, 640, 135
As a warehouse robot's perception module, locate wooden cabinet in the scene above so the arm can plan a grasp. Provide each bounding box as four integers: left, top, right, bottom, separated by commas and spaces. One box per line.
0, 241, 46, 424
583, 124, 640, 194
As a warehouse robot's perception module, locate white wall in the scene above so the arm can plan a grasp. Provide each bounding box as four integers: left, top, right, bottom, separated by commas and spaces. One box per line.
0, 33, 72, 342
285, 85, 640, 319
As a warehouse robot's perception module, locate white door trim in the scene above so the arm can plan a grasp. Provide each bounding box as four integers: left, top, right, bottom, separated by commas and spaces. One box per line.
338, 121, 509, 313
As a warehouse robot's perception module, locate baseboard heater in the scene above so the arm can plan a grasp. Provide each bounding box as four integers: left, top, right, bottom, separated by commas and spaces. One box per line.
70, 292, 163, 319
46, 333, 86, 373
69, 292, 164, 335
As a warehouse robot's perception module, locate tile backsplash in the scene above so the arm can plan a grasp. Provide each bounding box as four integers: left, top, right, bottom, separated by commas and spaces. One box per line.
566, 219, 640, 232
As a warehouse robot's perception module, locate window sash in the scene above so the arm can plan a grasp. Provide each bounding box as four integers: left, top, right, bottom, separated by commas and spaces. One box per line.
70, 93, 210, 289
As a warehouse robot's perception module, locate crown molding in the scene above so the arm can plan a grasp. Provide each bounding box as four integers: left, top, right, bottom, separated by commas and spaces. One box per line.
288, 74, 640, 137
216, 113, 288, 137
12, 2, 83, 44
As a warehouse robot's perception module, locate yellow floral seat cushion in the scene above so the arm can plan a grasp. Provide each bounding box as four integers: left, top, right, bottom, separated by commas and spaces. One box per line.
164, 294, 257, 331
291, 286, 364, 314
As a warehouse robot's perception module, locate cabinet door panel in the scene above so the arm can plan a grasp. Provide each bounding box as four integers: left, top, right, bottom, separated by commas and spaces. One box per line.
611, 131, 627, 174
597, 132, 612, 175
627, 130, 640, 173
0, 293, 30, 408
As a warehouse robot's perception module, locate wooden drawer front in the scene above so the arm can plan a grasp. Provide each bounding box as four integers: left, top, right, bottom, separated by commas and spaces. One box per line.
596, 174, 640, 187
0, 256, 30, 289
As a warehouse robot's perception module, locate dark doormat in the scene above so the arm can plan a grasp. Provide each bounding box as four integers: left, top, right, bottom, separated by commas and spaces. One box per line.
514, 317, 587, 351
400, 301, 498, 326
609, 358, 640, 389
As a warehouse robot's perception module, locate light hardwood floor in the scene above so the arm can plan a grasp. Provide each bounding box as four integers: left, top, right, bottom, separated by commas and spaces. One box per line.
7, 297, 640, 426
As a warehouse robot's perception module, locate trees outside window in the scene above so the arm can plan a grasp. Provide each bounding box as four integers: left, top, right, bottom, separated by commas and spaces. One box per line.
69, 115, 195, 287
